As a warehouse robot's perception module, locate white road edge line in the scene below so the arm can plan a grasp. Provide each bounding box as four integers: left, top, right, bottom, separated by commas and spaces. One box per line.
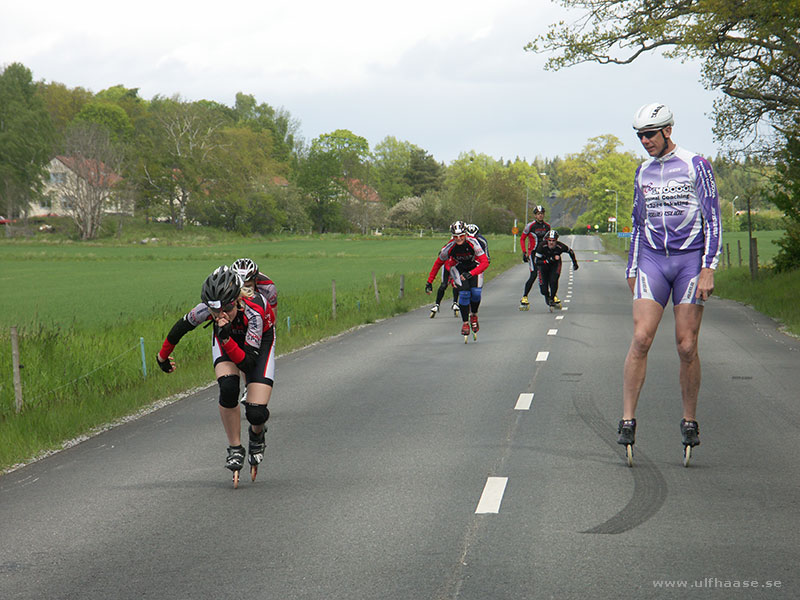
515, 393, 534, 410
475, 477, 508, 514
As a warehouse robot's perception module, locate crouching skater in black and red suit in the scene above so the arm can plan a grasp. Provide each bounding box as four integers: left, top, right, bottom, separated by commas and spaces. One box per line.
156, 265, 276, 483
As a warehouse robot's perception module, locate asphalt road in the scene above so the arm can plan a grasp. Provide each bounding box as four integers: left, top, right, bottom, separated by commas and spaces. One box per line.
2, 235, 799, 599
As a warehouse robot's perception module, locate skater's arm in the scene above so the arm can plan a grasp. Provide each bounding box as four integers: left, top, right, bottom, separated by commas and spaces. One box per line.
256, 275, 278, 311
427, 257, 445, 284
157, 309, 204, 368
468, 252, 490, 277
217, 328, 260, 372
564, 244, 578, 269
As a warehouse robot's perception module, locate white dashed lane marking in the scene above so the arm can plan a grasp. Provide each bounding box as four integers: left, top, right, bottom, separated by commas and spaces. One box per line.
515, 393, 534, 410
536, 351, 549, 362
547, 329, 558, 336
475, 477, 508, 514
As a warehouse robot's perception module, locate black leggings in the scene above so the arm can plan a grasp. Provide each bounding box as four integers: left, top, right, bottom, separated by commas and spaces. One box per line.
537, 263, 561, 303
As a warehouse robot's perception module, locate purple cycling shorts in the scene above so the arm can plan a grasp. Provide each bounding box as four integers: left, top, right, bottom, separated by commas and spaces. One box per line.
633, 247, 704, 307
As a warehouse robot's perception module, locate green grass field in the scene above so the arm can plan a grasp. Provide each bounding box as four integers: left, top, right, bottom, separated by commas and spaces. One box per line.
0, 233, 519, 471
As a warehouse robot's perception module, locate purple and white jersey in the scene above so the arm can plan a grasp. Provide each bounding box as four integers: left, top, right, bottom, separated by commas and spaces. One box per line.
626, 147, 722, 279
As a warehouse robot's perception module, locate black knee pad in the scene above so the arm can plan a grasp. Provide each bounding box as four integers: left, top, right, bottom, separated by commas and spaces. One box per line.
217, 375, 240, 408
244, 402, 270, 426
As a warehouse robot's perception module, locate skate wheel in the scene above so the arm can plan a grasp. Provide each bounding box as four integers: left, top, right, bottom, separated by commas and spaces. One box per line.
429, 312, 435, 318
626, 444, 634, 467
251, 464, 258, 481
232, 470, 240, 488
464, 335, 469, 344
683, 445, 692, 467
472, 332, 477, 341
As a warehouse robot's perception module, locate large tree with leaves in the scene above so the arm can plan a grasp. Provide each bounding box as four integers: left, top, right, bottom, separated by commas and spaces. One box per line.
0, 63, 55, 219
143, 96, 230, 229
527, 0, 800, 151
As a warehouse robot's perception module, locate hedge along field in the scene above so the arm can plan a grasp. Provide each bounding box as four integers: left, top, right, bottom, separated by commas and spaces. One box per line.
0, 234, 518, 471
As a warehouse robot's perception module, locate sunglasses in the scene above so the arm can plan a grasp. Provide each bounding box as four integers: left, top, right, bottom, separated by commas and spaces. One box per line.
637, 129, 662, 140
208, 302, 236, 315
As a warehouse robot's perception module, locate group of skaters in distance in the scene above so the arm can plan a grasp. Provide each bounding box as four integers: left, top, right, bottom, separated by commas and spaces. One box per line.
152, 102, 722, 484
424, 210, 580, 342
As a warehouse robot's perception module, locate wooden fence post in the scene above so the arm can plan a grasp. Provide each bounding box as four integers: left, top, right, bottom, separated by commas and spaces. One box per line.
749, 237, 759, 280
11, 326, 23, 413
332, 279, 337, 319
399, 274, 405, 299
737, 239, 742, 267
372, 272, 380, 303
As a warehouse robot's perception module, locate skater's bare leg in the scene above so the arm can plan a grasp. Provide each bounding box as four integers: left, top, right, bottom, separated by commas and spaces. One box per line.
622, 299, 664, 420
674, 303, 704, 421
216, 362, 242, 446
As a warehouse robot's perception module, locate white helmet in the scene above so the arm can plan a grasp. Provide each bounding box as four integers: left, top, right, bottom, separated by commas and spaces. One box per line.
632, 103, 674, 131
231, 257, 259, 282
450, 220, 467, 236
466, 223, 479, 235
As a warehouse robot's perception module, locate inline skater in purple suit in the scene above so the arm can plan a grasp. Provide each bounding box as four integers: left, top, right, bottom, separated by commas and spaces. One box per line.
618, 103, 722, 466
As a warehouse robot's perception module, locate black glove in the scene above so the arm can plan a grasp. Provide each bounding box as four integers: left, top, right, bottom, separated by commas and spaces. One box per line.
522, 253, 528, 263
156, 354, 175, 373
216, 322, 232, 342
425, 282, 433, 294
573, 263, 579, 270
460, 271, 472, 282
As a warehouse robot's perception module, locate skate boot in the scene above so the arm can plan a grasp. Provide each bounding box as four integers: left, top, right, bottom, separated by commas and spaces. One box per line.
452, 302, 460, 317
617, 419, 636, 467
680, 419, 700, 467
552, 295, 561, 309
470, 313, 479, 333
429, 303, 440, 318
225, 444, 246, 488
519, 296, 530, 311
461, 321, 471, 343
248, 426, 266, 481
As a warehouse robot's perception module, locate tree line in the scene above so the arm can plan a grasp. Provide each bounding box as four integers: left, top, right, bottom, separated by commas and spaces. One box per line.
0, 50, 795, 267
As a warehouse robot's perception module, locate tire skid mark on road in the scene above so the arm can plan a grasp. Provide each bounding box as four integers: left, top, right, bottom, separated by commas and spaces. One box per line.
573, 390, 668, 534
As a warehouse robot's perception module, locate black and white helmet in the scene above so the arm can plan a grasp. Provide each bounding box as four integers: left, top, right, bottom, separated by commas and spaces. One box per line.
534, 205, 545, 214
450, 220, 468, 236
632, 103, 674, 131
545, 230, 559, 241
466, 223, 479, 235
231, 257, 259, 282
201, 266, 242, 309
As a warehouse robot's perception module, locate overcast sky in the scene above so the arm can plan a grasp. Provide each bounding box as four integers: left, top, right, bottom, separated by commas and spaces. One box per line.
1, 0, 722, 165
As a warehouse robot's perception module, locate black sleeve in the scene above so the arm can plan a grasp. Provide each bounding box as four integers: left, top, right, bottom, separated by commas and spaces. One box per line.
166, 315, 200, 346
